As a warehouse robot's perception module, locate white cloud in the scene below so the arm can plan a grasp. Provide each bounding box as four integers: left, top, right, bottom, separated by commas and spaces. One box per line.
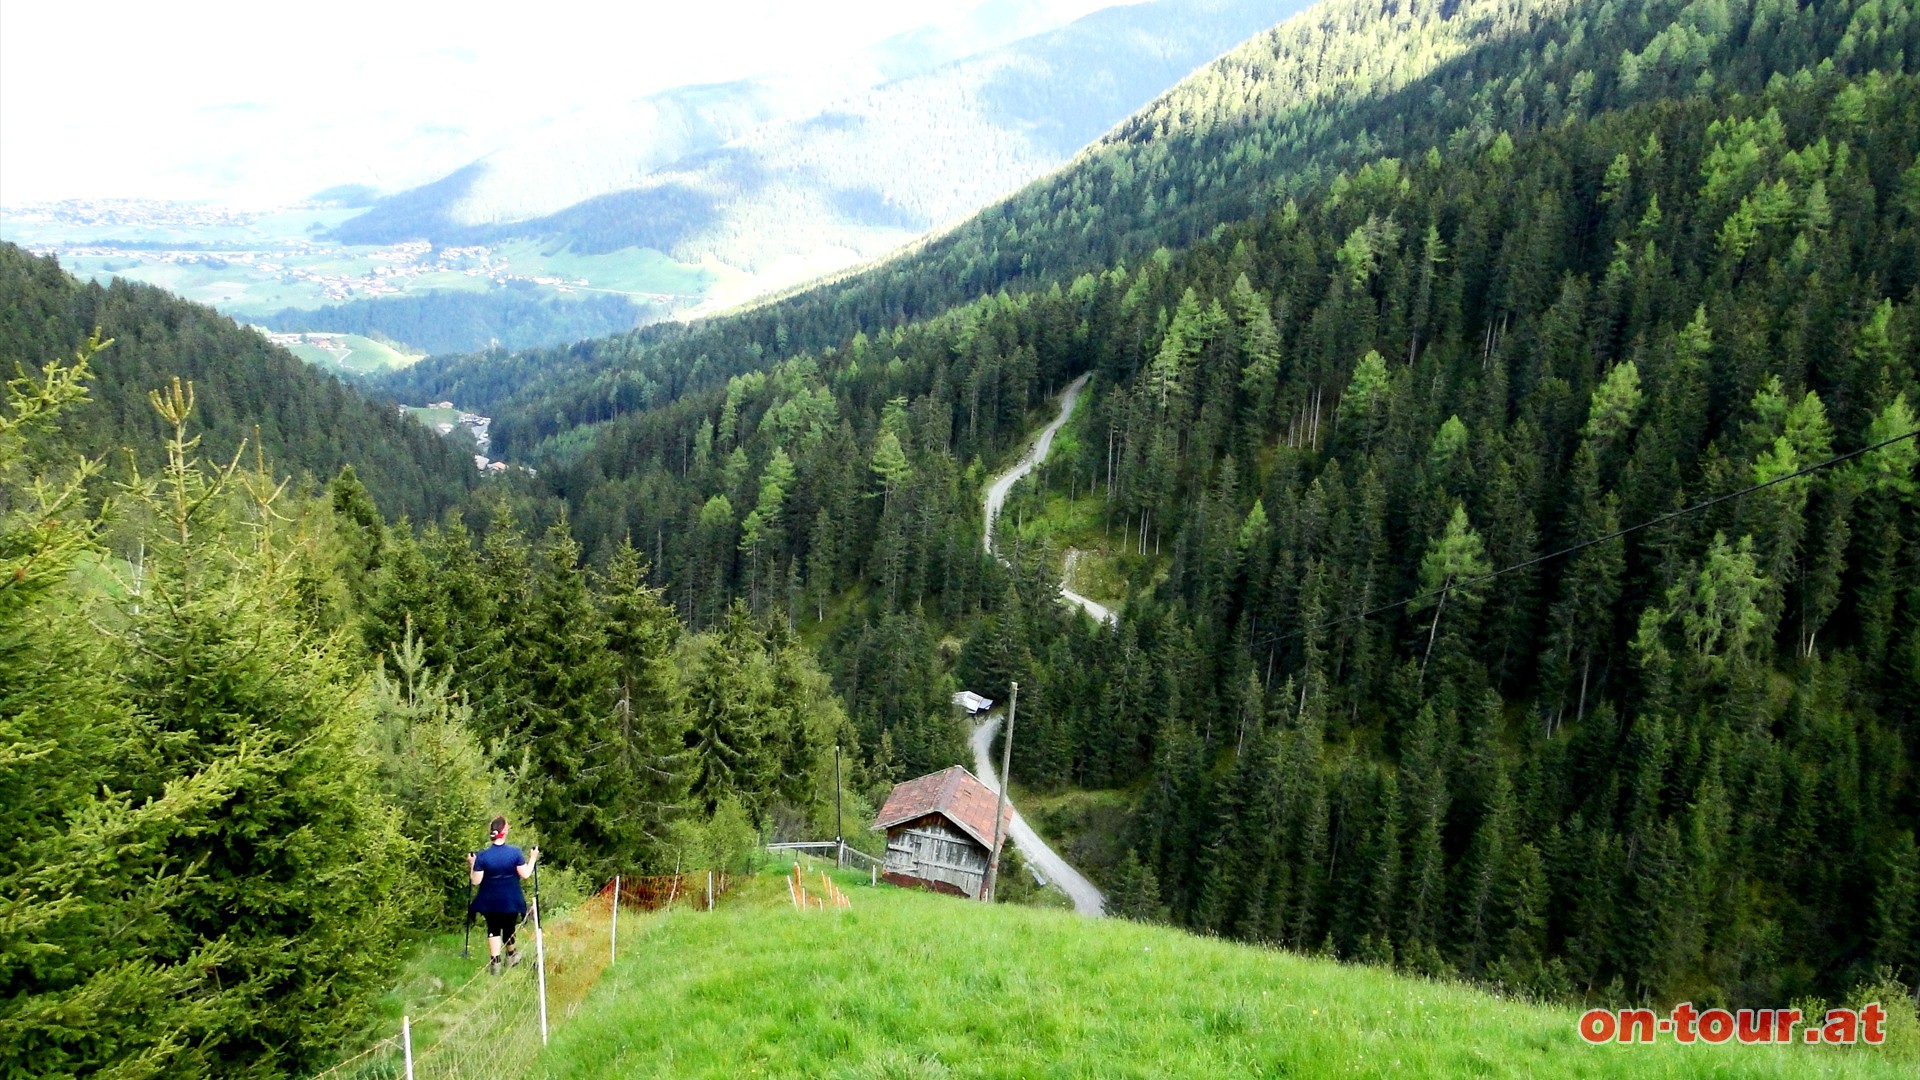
1, 0, 1137, 206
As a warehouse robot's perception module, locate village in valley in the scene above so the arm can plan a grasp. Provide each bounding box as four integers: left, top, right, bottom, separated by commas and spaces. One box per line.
1, 198, 604, 307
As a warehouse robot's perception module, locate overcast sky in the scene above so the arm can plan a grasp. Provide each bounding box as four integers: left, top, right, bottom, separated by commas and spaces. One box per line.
1, 0, 1133, 207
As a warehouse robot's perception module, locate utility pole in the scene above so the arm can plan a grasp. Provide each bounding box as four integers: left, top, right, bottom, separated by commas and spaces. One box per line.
983, 682, 1017, 902
834, 743, 844, 868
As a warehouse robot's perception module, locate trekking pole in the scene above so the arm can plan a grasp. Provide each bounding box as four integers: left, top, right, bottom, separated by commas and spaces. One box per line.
462, 851, 477, 959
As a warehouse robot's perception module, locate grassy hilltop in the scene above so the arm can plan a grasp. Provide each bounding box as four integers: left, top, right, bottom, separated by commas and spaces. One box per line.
358, 864, 1916, 1079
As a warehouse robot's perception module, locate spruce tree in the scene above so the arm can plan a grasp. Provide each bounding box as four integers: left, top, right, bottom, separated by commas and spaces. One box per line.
116, 381, 414, 1072
2, 342, 228, 1078
509, 523, 623, 873
598, 539, 692, 867
682, 601, 777, 814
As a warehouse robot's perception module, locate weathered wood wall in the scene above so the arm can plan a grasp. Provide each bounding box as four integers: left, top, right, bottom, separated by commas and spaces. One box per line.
883, 814, 990, 898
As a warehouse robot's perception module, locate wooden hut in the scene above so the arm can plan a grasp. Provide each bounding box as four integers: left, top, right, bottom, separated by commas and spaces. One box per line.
872, 766, 1011, 899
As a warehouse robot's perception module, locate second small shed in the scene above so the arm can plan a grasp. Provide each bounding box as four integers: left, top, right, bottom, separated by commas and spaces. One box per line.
872, 766, 1011, 899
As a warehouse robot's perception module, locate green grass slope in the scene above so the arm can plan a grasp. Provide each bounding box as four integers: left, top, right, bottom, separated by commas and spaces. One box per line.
528, 869, 1911, 1079
287, 332, 421, 375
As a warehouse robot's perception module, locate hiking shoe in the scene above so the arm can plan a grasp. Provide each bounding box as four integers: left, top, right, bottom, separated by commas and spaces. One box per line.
505, 949, 522, 969
487, 957, 502, 976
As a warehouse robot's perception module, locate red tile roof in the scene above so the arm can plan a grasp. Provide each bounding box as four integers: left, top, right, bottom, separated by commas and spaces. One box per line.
872, 766, 1011, 851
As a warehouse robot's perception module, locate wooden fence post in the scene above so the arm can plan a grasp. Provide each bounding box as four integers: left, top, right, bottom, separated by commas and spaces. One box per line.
611, 875, 619, 964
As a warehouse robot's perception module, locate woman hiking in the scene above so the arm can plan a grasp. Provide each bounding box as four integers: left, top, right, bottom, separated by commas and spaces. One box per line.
468, 815, 540, 975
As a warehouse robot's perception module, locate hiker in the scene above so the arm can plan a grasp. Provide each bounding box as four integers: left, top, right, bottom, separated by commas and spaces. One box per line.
468, 815, 540, 975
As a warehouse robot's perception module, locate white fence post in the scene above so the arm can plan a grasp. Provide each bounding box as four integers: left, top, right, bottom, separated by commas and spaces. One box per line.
610, 875, 619, 965
707, 870, 713, 911
533, 898, 549, 1045
402, 1015, 414, 1080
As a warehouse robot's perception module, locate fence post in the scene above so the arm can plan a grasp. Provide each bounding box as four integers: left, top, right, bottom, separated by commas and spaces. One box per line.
611, 875, 619, 965
707, 870, 713, 911
533, 898, 549, 1045
402, 1014, 414, 1080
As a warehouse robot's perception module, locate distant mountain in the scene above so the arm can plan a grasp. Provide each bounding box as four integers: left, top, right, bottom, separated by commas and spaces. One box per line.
332, 0, 1308, 308
331, 0, 1152, 243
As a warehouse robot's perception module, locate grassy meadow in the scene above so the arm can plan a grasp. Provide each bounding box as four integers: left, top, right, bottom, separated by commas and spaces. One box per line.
289, 333, 421, 375
333, 862, 1912, 1079
401, 405, 466, 430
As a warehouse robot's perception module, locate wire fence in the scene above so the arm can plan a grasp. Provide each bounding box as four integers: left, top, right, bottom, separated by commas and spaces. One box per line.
306, 872, 737, 1079
608, 870, 734, 913
767, 839, 884, 874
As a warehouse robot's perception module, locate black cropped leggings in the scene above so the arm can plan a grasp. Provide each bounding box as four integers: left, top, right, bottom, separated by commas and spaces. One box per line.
482, 911, 520, 946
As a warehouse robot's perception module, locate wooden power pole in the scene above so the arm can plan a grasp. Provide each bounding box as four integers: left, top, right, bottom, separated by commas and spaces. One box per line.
983, 682, 1018, 902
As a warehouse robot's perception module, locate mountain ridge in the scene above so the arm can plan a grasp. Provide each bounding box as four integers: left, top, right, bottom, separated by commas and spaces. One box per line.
0, 242, 474, 522
334, 0, 1309, 314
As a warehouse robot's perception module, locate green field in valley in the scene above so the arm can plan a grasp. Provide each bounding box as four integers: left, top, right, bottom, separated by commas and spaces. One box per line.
400, 405, 466, 431
320, 862, 1919, 1079
489, 239, 717, 298
286, 333, 421, 375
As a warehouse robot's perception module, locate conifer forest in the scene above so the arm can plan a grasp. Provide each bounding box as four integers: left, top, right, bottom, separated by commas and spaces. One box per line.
4, 0, 1920, 1074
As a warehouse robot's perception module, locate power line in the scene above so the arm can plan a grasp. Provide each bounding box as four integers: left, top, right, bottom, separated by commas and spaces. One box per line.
1247, 426, 1920, 651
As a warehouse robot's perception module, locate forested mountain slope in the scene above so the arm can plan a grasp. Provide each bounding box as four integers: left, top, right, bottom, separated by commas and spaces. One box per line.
0, 244, 473, 521
379, 0, 1917, 459
451, 0, 1920, 1007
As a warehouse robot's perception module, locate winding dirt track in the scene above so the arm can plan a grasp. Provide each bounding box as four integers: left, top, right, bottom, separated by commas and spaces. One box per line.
971, 714, 1105, 916
973, 372, 1108, 916
981, 373, 1114, 625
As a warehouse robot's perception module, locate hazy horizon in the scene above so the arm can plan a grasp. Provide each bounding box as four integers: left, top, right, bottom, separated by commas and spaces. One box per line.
0, 0, 1144, 209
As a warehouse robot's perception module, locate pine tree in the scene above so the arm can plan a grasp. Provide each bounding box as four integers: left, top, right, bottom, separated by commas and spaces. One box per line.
682, 602, 777, 814
1, 341, 230, 1077
115, 381, 415, 1071
508, 523, 625, 874
1108, 849, 1166, 922
598, 539, 692, 867
327, 464, 386, 606
1412, 503, 1492, 674
1871, 830, 1919, 978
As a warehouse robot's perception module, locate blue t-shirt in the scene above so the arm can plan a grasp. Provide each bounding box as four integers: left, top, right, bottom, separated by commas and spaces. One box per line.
471, 843, 528, 914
